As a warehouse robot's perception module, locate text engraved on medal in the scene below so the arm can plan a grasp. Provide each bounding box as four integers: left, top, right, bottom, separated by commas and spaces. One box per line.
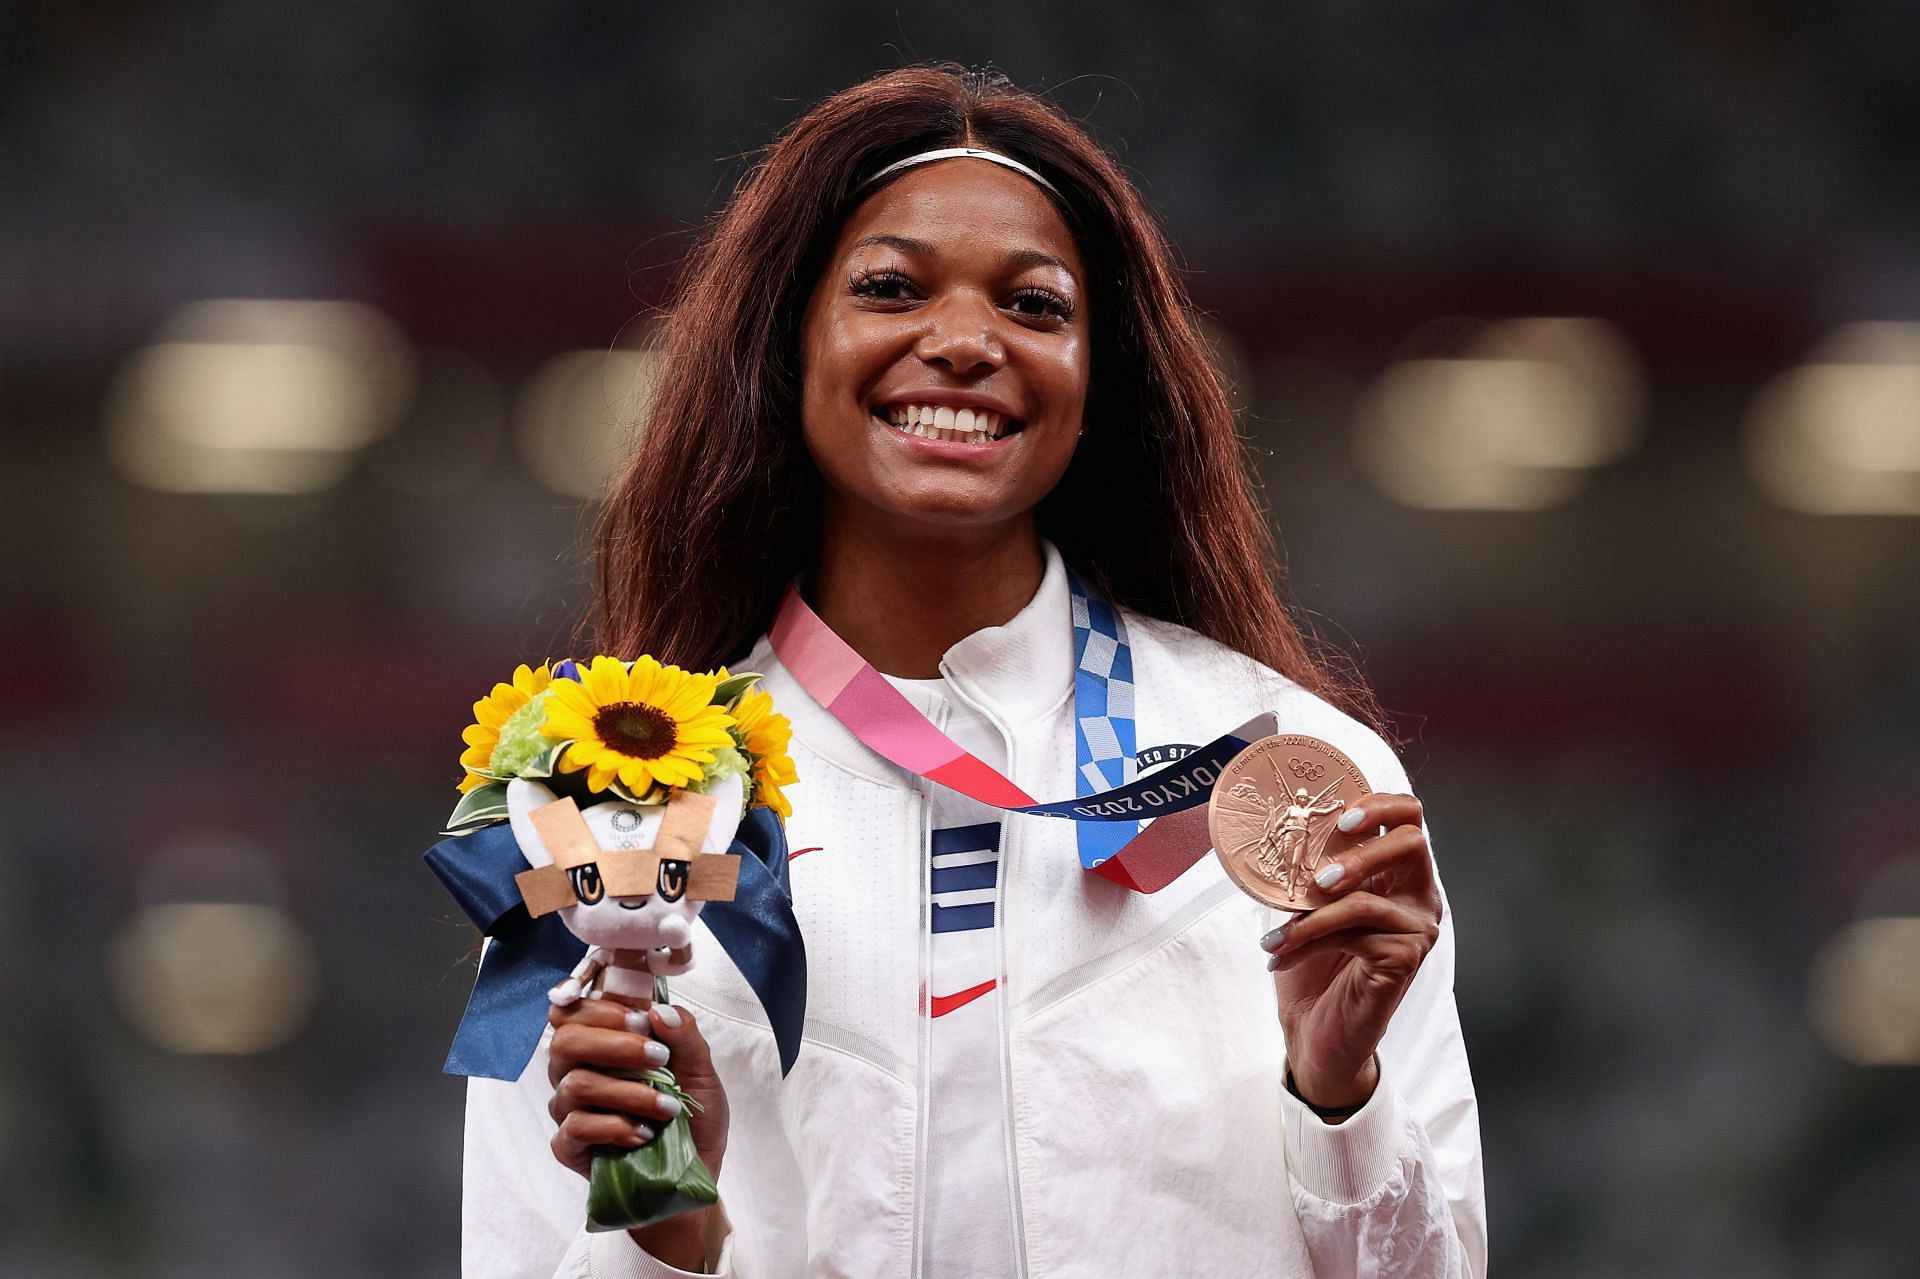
1208, 735, 1373, 911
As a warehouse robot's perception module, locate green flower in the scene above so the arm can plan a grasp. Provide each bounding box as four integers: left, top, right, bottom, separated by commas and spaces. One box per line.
699, 744, 750, 785
488, 690, 558, 778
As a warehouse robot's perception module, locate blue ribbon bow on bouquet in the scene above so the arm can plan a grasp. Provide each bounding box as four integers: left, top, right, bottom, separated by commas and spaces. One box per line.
424, 806, 808, 1080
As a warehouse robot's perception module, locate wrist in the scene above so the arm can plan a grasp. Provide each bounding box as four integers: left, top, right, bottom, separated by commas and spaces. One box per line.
628, 1205, 717, 1272
1286, 1054, 1379, 1122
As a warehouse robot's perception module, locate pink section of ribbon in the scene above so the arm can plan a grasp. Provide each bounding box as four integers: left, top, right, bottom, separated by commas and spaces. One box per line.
832, 666, 972, 775
769, 593, 868, 703
775, 587, 1043, 801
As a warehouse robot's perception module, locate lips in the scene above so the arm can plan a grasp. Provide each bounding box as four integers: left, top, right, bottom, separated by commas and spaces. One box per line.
877, 401, 1021, 446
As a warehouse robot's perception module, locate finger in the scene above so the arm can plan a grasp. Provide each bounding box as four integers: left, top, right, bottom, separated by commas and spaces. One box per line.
1266, 927, 1431, 974
645, 1004, 715, 1078
1332, 792, 1423, 839
549, 1067, 688, 1126
555, 1109, 657, 1155
1262, 891, 1436, 958
1259, 883, 1423, 953
1310, 824, 1438, 903
549, 998, 659, 1037
548, 1023, 673, 1085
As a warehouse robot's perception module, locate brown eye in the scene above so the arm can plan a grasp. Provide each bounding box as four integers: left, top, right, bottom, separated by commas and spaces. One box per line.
655, 860, 689, 903
568, 863, 605, 905
848, 267, 917, 301
1009, 286, 1073, 322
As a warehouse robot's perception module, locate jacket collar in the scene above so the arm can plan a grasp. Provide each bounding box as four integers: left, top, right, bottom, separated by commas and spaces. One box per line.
748, 541, 1077, 791
938, 539, 1076, 725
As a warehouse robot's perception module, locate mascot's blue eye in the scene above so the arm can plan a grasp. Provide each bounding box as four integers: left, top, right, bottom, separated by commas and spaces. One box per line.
568, 863, 605, 905
656, 860, 689, 903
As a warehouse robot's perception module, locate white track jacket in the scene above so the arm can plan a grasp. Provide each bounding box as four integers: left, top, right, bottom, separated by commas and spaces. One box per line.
463, 545, 1487, 1277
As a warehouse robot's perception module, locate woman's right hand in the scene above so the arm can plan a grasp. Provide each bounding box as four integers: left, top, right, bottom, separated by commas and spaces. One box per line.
546, 998, 731, 1184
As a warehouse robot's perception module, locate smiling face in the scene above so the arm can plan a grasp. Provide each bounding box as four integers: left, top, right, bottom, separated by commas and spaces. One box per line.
798, 157, 1091, 540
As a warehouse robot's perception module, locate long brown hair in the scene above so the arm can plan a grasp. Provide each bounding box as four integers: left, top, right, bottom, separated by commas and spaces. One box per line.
595, 63, 1380, 732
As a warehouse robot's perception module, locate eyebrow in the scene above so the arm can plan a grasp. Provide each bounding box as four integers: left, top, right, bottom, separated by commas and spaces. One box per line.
851, 233, 1076, 277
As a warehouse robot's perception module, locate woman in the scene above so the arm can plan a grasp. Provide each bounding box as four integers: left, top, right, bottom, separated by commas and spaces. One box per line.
464, 64, 1485, 1277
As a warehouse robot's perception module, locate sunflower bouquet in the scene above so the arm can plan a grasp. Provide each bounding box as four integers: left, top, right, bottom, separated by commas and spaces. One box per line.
446, 655, 795, 836
436, 654, 797, 1231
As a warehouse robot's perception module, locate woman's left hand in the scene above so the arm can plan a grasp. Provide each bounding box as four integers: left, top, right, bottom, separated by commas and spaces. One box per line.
1260, 792, 1443, 1114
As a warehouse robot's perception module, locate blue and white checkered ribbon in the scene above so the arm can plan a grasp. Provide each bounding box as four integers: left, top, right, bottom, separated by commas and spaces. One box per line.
1067, 570, 1138, 870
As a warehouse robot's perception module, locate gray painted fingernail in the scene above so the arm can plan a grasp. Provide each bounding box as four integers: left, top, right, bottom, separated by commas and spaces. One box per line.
625, 1010, 651, 1034
653, 1005, 683, 1029
1315, 862, 1346, 890
655, 1094, 683, 1119
642, 1039, 670, 1066
632, 1122, 655, 1143
1260, 923, 1289, 950
1336, 806, 1367, 833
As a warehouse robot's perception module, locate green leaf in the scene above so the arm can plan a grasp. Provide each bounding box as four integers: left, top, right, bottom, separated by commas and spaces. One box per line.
583, 1073, 719, 1231
635, 1066, 704, 1115
522, 739, 570, 781
713, 670, 762, 708
443, 782, 509, 835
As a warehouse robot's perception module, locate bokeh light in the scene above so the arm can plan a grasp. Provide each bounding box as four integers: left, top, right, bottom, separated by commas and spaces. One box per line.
1746, 322, 1920, 515
105, 299, 414, 495
1808, 917, 1920, 1066
514, 347, 660, 499
108, 901, 321, 1055
1353, 317, 1644, 510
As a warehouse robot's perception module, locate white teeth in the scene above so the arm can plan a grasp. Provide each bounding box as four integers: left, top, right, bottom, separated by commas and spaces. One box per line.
881, 403, 1014, 441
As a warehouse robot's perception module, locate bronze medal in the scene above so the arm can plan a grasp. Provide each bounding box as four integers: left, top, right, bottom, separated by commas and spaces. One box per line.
1208, 734, 1373, 912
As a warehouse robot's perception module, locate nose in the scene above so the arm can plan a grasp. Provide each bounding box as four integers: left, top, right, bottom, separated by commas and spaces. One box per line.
911, 291, 1006, 375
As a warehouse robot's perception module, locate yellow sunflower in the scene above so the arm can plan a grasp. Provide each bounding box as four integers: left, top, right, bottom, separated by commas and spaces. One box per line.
541, 655, 737, 795
457, 661, 555, 793
730, 685, 799, 819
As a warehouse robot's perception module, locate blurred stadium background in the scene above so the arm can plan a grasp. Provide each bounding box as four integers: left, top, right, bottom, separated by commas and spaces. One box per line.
3, 2, 1917, 1275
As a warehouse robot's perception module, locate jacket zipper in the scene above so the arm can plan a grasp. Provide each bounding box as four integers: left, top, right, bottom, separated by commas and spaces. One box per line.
995, 730, 1032, 1279
940, 667, 1033, 1279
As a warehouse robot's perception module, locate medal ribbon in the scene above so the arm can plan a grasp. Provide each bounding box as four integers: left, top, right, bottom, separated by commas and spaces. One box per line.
768, 574, 1275, 894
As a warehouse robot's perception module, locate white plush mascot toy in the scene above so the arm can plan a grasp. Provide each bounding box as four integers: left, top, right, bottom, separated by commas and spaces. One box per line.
505, 770, 747, 1012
